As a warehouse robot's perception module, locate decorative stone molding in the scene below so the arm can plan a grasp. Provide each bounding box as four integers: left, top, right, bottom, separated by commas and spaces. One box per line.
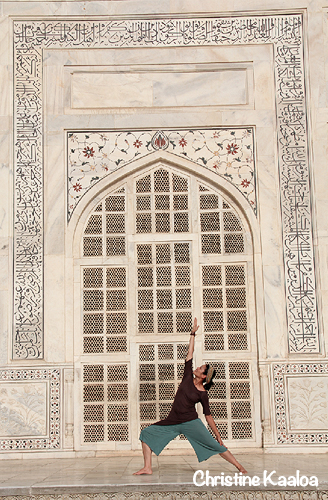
64, 368, 74, 449
13, 14, 318, 357
259, 365, 273, 444
0, 368, 60, 450
1, 491, 326, 500
274, 363, 328, 444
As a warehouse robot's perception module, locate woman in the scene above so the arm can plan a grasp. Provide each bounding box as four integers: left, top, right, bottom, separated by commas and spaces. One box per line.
134, 318, 247, 475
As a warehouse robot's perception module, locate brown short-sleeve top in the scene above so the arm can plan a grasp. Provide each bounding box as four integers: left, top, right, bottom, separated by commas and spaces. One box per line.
155, 359, 211, 425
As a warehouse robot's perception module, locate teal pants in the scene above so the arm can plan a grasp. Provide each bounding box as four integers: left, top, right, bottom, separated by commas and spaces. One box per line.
139, 418, 227, 462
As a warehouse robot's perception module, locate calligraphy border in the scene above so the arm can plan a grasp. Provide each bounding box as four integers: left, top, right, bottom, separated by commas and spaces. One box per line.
13, 14, 319, 358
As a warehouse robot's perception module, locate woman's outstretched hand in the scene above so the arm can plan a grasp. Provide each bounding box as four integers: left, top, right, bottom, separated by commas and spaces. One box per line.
191, 317, 200, 335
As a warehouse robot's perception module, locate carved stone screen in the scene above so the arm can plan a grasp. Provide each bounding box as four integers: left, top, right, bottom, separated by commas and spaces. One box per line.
78, 163, 257, 448
83, 364, 129, 443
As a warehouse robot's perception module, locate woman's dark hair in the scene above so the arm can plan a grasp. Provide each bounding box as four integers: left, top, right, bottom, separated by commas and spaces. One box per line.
203, 364, 216, 391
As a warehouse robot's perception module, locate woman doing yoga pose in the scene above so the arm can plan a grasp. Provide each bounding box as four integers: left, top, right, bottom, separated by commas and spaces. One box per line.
134, 318, 247, 475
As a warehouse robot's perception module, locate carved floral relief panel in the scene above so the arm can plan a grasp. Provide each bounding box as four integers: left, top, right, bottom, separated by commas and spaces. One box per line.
0, 369, 60, 450
0, 382, 47, 437
274, 364, 328, 444
287, 376, 328, 431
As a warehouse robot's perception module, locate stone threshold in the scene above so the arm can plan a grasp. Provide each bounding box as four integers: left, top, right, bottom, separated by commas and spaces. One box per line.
0, 484, 327, 499
0, 491, 327, 500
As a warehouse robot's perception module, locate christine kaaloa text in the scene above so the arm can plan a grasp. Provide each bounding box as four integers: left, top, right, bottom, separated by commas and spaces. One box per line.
193, 470, 318, 487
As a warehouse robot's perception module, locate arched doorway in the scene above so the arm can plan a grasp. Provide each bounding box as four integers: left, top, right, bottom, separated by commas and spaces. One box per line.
73, 158, 261, 451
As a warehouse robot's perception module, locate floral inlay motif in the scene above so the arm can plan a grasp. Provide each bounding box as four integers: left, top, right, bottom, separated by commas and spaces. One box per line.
67, 128, 255, 219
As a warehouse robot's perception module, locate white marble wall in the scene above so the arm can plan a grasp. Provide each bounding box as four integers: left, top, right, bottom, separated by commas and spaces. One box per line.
0, 0, 327, 456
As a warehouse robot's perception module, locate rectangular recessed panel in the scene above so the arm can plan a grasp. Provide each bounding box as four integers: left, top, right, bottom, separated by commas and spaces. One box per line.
204, 334, 224, 350
106, 336, 127, 352
156, 289, 172, 310
138, 290, 154, 310
138, 268, 153, 287
83, 290, 104, 311
203, 311, 224, 331
71, 68, 247, 109
202, 289, 223, 308
200, 213, 220, 232
83, 313, 104, 335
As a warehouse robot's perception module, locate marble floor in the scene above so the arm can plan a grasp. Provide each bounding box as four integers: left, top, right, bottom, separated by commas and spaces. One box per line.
0, 452, 327, 497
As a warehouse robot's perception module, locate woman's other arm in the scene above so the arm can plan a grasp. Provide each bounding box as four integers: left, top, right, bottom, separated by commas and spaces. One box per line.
186, 317, 199, 361
205, 414, 225, 446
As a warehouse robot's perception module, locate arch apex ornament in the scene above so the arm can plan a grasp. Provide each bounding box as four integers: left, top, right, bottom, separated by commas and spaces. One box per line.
13, 13, 319, 358
151, 131, 170, 151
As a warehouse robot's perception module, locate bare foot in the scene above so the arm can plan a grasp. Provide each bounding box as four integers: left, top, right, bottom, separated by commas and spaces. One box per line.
133, 467, 153, 475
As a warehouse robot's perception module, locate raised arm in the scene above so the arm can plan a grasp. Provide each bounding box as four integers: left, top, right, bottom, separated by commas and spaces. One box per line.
186, 317, 199, 361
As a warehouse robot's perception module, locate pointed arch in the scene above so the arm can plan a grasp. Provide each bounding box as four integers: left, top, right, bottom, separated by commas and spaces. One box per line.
69, 151, 263, 451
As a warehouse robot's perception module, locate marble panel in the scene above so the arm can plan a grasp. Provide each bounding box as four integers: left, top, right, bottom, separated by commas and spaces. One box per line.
0, 369, 60, 450
0, 382, 47, 437
287, 376, 328, 431
44, 255, 66, 363
273, 363, 328, 444
71, 67, 248, 109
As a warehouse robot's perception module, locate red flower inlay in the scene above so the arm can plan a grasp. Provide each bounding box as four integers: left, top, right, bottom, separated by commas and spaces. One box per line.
73, 183, 82, 192
133, 139, 142, 148
83, 147, 95, 158
179, 138, 187, 147
226, 143, 239, 155
241, 179, 250, 188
